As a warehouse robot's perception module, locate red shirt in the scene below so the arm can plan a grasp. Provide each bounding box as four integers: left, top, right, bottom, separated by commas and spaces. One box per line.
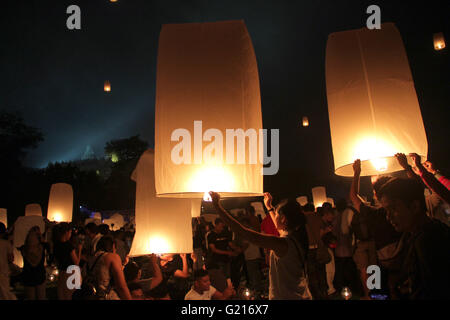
260, 216, 279, 237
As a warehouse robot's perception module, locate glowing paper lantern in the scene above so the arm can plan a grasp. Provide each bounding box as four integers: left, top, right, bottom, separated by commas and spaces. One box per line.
312, 187, 327, 209
13, 215, 46, 268
0, 208, 7, 228
296, 196, 308, 206
103, 213, 125, 231
94, 212, 102, 221
326, 23, 428, 176
25, 203, 42, 217
47, 183, 73, 222
326, 198, 335, 207
191, 199, 202, 218
433, 32, 446, 51
129, 149, 193, 256
155, 20, 263, 198
104, 81, 111, 92
302, 117, 309, 127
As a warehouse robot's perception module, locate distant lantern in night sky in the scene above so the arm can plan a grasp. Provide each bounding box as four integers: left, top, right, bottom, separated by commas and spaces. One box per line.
154, 20, 263, 199
129, 149, 193, 256
326, 23, 428, 177
433, 32, 446, 50
104, 81, 111, 92
296, 196, 308, 206
47, 183, 73, 222
312, 187, 327, 209
25, 203, 42, 217
302, 116, 309, 127
0, 208, 7, 228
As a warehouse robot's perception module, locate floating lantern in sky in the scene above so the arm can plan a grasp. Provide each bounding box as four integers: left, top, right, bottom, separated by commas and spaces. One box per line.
296, 196, 308, 206
47, 183, 73, 222
0, 208, 7, 228
154, 20, 263, 198
433, 32, 446, 51
326, 23, 428, 176
302, 116, 309, 127
25, 203, 42, 217
129, 150, 193, 256
104, 81, 111, 92
312, 187, 327, 209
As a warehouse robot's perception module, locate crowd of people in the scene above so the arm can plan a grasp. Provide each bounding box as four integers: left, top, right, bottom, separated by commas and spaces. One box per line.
0, 153, 449, 300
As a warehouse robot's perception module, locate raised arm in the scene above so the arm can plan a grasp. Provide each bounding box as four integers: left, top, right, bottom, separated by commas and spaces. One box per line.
209, 192, 287, 257
410, 153, 450, 205
110, 253, 132, 300
173, 253, 190, 279
395, 153, 422, 181
149, 254, 163, 290
350, 159, 362, 212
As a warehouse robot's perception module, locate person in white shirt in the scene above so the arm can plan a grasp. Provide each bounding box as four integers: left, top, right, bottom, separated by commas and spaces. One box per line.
185, 269, 234, 300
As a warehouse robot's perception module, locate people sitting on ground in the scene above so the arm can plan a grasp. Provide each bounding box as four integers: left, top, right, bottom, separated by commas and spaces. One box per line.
184, 269, 235, 300
210, 191, 311, 300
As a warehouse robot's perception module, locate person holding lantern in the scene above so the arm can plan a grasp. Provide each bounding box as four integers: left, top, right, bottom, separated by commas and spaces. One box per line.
209, 191, 311, 300
378, 177, 450, 299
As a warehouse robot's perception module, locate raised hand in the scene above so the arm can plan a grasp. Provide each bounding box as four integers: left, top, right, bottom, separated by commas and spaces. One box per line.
263, 192, 273, 210
395, 153, 409, 169
353, 159, 361, 175
209, 191, 221, 206
409, 153, 422, 168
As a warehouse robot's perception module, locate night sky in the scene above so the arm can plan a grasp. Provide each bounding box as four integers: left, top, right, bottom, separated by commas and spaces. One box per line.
1, 0, 449, 199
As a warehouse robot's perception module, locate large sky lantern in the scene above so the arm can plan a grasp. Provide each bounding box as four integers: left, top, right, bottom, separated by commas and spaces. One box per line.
312, 187, 327, 209
47, 183, 73, 223
25, 203, 43, 217
154, 20, 263, 200
129, 149, 193, 256
326, 23, 428, 177
13, 215, 46, 268
0, 208, 7, 228
296, 196, 308, 206
433, 32, 446, 51
190, 199, 202, 218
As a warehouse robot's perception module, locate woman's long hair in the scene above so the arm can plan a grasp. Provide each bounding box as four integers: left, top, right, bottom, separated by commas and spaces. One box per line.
276, 199, 309, 258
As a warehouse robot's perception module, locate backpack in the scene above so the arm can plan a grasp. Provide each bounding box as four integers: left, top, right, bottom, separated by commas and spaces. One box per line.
72, 252, 110, 300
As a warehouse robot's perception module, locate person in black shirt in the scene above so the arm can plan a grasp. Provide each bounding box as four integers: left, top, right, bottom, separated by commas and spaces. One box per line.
154, 253, 190, 300
52, 223, 82, 300
379, 177, 450, 299
206, 218, 240, 286
19, 226, 49, 300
